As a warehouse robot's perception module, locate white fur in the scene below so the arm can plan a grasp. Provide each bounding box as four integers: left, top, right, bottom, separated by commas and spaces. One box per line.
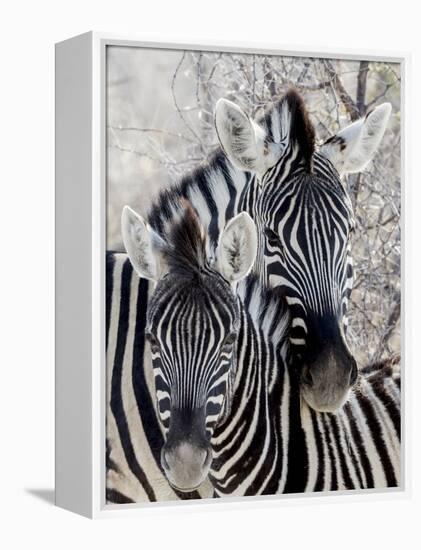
319, 103, 392, 175
215, 99, 269, 176
121, 205, 167, 281
216, 212, 257, 283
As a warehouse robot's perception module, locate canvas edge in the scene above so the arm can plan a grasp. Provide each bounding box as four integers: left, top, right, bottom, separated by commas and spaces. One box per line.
55, 31, 410, 519
55, 31, 94, 518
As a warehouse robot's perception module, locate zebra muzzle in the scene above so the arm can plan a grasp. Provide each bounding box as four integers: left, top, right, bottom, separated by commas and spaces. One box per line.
300, 352, 358, 413
161, 442, 212, 492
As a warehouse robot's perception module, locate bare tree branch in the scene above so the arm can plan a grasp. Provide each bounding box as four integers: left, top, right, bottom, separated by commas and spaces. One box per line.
323, 59, 360, 121
356, 61, 369, 115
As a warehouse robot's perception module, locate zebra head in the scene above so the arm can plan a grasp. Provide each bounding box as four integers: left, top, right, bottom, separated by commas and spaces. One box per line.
215, 90, 391, 412
121, 205, 257, 491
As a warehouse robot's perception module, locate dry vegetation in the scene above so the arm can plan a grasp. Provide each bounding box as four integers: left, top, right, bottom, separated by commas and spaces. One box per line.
107, 48, 401, 365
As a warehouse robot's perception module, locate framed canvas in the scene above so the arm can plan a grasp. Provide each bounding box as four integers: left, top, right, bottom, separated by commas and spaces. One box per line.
55, 32, 408, 518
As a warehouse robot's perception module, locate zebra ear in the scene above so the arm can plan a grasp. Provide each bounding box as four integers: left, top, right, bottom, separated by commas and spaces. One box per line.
216, 212, 257, 283
319, 103, 392, 175
121, 206, 167, 281
215, 99, 268, 176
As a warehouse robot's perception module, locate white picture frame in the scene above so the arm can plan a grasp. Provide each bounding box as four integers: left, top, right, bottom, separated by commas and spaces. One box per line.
55, 31, 409, 518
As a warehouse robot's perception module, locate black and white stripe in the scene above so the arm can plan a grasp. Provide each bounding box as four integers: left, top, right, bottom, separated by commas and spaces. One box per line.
251, 150, 355, 352
112, 92, 366, 417
106, 252, 214, 502
147, 150, 251, 253
106, 246, 399, 501
106, 90, 396, 500
209, 279, 400, 496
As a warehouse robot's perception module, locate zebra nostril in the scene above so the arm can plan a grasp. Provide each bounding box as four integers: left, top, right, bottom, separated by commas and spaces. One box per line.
161, 448, 170, 470
203, 448, 212, 467
302, 366, 313, 387
349, 361, 358, 385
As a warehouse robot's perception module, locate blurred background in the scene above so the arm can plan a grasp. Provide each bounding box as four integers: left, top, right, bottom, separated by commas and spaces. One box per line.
106, 46, 401, 366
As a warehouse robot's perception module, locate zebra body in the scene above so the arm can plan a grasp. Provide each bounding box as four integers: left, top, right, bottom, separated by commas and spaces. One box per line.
106, 90, 396, 501
133, 90, 392, 414
107, 151, 250, 502
210, 279, 400, 496
106, 252, 214, 502
108, 208, 400, 501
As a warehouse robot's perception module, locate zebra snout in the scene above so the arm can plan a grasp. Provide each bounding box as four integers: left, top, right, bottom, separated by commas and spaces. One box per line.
161, 442, 212, 492
300, 350, 358, 413
349, 357, 358, 385
301, 366, 314, 387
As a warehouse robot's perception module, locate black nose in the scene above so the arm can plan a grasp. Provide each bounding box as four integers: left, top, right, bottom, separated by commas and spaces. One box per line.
302, 366, 313, 387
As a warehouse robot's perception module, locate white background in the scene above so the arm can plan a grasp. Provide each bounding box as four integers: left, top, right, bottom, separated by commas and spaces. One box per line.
0, 1, 419, 548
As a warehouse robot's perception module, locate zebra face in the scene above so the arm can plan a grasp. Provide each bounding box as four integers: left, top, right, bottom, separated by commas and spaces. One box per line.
215, 90, 391, 412
255, 155, 358, 412
122, 206, 257, 491
146, 273, 239, 490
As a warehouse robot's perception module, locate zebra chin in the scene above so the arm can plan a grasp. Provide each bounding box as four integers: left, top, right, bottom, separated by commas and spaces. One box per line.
161, 442, 212, 492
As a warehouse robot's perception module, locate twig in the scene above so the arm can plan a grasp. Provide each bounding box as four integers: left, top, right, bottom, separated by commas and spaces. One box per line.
323, 59, 360, 121
109, 143, 202, 166
373, 298, 401, 362
108, 126, 196, 144
356, 61, 369, 115
170, 52, 205, 153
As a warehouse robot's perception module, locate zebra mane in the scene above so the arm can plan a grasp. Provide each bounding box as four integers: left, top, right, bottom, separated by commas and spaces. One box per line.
260, 88, 316, 170
163, 205, 208, 277
147, 148, 245, 241
146, 89, 315, 246
358, 353, 401, 389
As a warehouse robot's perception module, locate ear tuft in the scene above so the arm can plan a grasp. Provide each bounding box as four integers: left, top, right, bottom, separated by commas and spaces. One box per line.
216, 212, 257, 283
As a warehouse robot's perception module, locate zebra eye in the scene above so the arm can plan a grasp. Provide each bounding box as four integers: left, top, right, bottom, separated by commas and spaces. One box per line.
264, 227, 280, 243
265, 227, 285, 257
146, 332, 160, 350
222, 332, 237, 347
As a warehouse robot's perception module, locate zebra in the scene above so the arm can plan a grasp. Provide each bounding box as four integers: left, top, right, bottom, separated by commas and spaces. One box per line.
107, 123, 252, 503
106, 250, 215, 502
119, 205, 400, 498
106, 90, 394, 501
214, 89, 392, 412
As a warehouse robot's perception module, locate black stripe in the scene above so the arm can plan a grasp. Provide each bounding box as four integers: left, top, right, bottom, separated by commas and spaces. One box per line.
343, 402, 374, 488
357, 392, 397, 487
106, 489, 135, 504
372, 384, 401, 442
106, 252, 115, 349
343, 421, 364, 489
194, 169, 219, 248
311, 410, 325, 492
131, 274, 201, 501
321, 414, 338, 490
109, 259, 156, 501
329, 414, 354, 489
283, 373, 308, 493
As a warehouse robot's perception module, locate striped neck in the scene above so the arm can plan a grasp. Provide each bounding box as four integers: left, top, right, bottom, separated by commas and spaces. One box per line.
210, 276, 295, 496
